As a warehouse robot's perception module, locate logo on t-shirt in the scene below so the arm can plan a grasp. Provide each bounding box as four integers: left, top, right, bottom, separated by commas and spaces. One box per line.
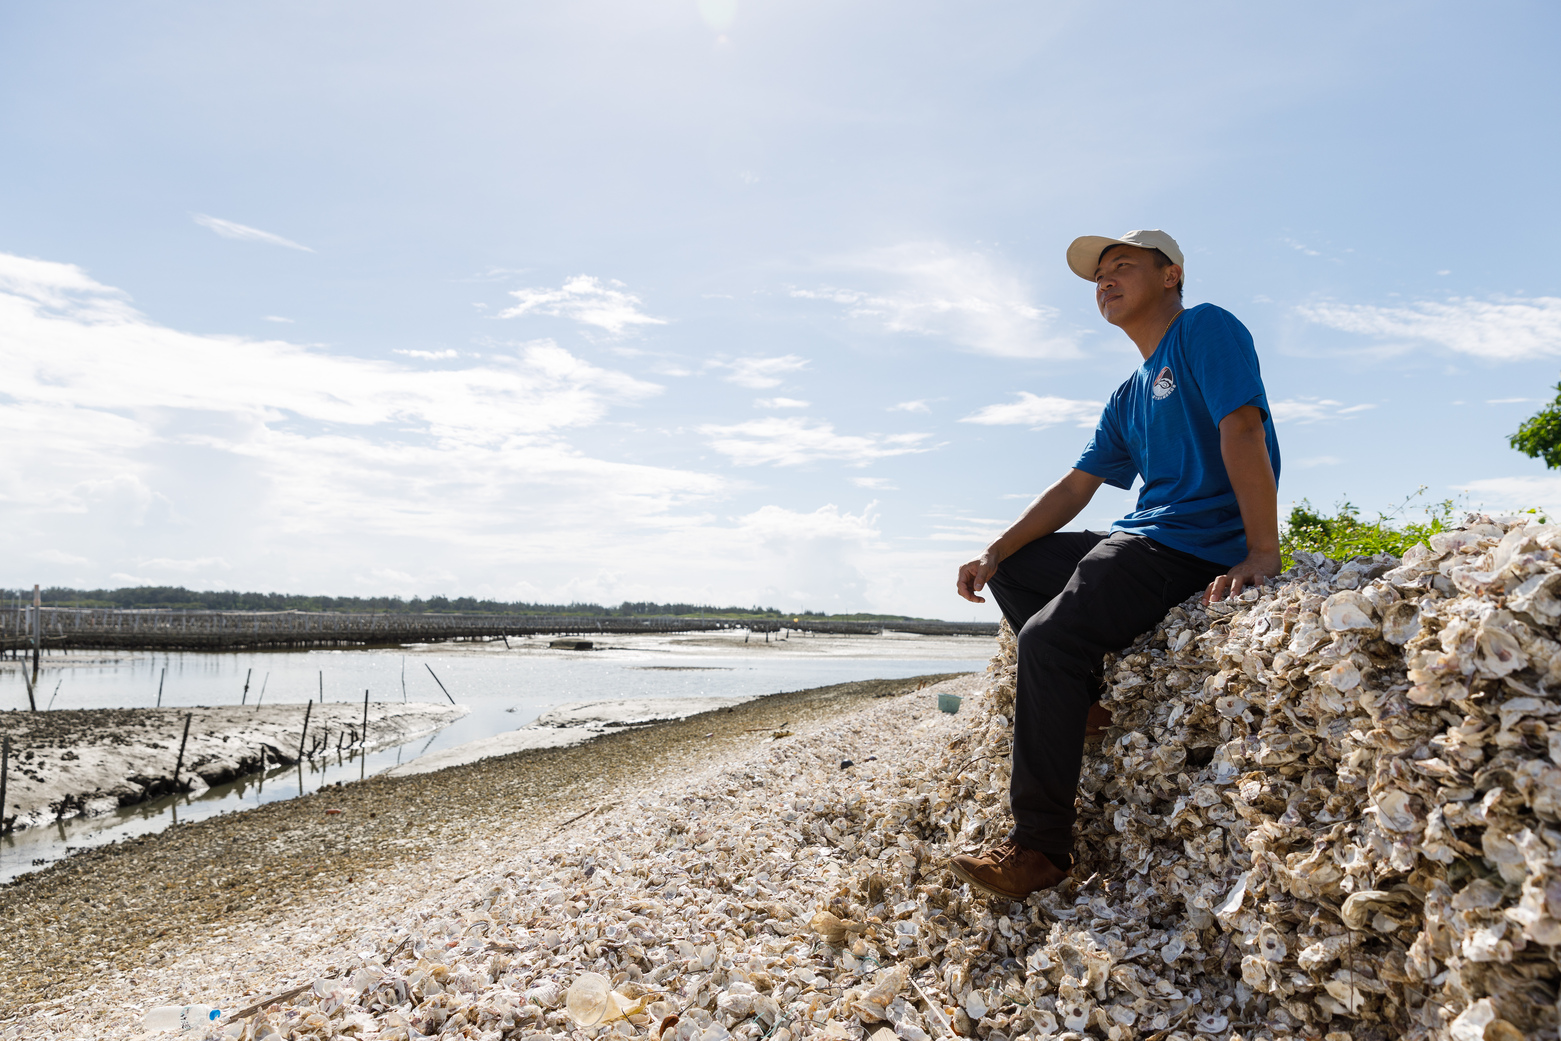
1152, 366, 1176, 401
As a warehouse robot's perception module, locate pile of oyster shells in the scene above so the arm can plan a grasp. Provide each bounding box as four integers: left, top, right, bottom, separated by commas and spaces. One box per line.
947, 514, 1561, 1039
211, 514, 1560, 1041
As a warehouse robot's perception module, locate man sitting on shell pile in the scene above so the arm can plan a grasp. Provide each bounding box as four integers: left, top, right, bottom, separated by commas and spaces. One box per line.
950, 230, 1282, 900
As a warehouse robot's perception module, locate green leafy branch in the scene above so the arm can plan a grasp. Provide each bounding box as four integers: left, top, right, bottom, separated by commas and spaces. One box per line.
1278, 486, 1464, 570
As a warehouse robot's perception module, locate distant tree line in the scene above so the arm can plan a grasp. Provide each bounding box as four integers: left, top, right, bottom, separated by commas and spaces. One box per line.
0, 585, 924, 622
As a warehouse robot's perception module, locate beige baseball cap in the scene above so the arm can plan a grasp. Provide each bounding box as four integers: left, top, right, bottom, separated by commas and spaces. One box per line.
1067, 229, 1184, 281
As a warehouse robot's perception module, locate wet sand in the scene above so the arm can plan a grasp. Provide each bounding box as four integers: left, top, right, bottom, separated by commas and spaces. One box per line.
384, 696, 753, 776
0, 672, 967, 1028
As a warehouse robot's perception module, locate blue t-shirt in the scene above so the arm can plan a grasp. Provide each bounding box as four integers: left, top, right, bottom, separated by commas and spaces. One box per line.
1073, 303, 1281, 566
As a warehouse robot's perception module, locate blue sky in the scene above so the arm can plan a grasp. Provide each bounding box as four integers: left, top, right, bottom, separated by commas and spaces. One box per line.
3, 1, 1560, 620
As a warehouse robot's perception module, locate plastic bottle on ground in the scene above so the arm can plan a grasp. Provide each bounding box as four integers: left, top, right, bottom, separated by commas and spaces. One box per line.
140, 1005, 221, 1032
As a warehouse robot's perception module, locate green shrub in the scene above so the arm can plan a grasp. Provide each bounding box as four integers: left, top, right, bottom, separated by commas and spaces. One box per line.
1279, 488, 1461, 569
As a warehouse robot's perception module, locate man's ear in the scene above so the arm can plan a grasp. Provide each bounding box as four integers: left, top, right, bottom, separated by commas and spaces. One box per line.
1164, 264, 1183, 290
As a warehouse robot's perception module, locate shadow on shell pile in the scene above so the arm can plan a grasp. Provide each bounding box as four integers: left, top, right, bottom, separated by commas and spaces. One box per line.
199, 516, 1560, 1041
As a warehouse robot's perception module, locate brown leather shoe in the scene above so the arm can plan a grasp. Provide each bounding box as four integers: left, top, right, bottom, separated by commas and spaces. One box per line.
1085, 702, 1112, 739
948, 839, 1068, 901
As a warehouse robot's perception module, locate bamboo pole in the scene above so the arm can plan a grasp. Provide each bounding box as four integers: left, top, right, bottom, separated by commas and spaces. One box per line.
297, 701, 313, 760
172, 712, 193, 792
0, 736, 9, 834
241, 667, 252, 705
29, 585, 40, 707
156, 665, 166, 707
423, 663, 456, 705
361, 689, 370, 748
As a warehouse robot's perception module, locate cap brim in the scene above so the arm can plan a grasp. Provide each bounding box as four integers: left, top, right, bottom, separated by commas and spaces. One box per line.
1067, 235, 1131, 281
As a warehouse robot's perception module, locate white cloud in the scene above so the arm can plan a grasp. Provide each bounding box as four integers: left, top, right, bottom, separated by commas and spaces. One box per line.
793, 243, 1078, 359
1297, 295, 1561, 361
699, 416, 931, 467
1268, 397, 1377, 424
888, 400, 930, 413
755, 397, 809, 409
31, 549, 89, 565
922, 514, 1010, 543
499, 275, 666, 337
1459, 476, 1561, 515
960, 392, 1103, 430
134, 556, 234, 573
711, 355, 809, 389
1488, 397, 1540, 404
0, 252, 728, 562
192, 214, 315, 253
394, 348, 460, 360
263, 315, 294, 323
852, 477, 897, 490
732, 502, 879, 543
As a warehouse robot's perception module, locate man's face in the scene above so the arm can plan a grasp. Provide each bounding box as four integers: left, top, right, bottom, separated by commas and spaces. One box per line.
1093, 244, 1179, 326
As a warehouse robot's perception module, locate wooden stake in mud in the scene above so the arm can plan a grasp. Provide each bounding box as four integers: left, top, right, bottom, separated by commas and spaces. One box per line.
0, 736, 10, 834
172, 712, 193, 792
297, 700, 313, 760
424, 663, 456, 705
401, 656, 407, 703
241, 667, 252, 706
29, 585, 40, 708
361, 689, 370, 750
156, 665, 166, 708
256, 671, 269, 707
318, 670, 324, 704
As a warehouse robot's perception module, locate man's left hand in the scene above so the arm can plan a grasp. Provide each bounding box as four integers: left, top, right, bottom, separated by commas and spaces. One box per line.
1203, 548, 1282, 604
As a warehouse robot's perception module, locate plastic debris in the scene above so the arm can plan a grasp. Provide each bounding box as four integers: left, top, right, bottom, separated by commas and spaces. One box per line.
140, 1004, 221, 1032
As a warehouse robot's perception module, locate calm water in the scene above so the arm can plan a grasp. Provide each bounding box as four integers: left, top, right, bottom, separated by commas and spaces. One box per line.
0, 630, 989, 882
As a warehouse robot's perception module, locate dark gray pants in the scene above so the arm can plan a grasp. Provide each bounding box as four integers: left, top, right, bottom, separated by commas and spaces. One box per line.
986, 531, 1224, 856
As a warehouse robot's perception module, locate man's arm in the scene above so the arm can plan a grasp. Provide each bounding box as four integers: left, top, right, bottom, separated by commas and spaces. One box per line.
1203, 404, 1280, 604
956, 468, 1104, 603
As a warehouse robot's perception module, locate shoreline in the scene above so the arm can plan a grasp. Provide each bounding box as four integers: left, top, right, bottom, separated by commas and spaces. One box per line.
384, 695, 755, 776
0, 701, 466, 831
0, 671, 972, 1029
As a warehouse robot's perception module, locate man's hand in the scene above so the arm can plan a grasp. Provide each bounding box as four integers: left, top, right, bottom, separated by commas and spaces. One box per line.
957, 550, 1002, 603
1210, 406, 1281, 605
1203, 548, 1282, 604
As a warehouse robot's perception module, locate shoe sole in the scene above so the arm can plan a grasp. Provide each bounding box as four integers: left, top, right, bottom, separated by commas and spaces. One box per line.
946, 860, 1029, 902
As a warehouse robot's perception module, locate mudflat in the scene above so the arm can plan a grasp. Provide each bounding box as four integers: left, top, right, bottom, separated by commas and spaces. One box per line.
0, 702, 465, 829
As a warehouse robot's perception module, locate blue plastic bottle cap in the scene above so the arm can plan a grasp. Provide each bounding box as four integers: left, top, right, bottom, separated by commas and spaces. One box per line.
208, 1010, 222, 1021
